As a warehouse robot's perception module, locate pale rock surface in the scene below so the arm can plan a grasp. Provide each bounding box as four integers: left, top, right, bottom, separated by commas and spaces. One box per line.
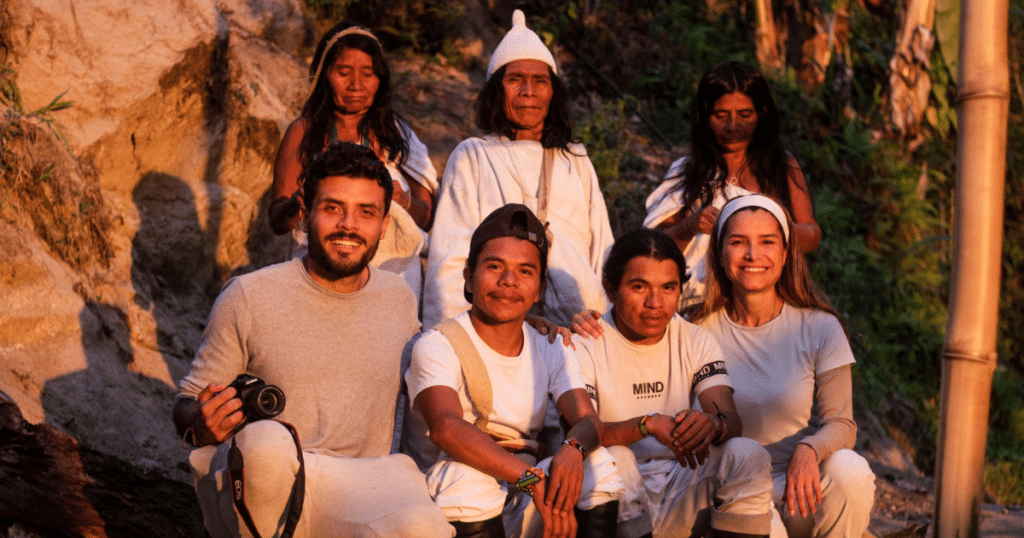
219, 0, 311, 56
1, 0, 309, 478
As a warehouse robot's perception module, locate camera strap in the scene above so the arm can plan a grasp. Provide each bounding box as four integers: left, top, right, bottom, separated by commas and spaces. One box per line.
227, 420, 305, 538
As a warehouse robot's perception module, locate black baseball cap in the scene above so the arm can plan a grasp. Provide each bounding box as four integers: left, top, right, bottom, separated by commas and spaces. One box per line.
464, 203, 549, 302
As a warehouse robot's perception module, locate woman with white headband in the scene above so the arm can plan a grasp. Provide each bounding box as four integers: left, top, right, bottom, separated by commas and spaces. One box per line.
644, 61, 820, 310
689, 194, 874, 538
269, 21, 437, 297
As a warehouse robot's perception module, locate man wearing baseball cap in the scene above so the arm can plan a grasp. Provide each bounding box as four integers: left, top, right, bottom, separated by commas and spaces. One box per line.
407, 204, 622, 538
423, 9, 614, 332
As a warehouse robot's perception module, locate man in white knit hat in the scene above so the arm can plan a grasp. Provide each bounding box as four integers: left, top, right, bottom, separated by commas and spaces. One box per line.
423, 9, 614, 333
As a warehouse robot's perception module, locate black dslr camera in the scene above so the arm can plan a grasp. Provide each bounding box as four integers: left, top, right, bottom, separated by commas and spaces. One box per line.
228, 374, 286, 420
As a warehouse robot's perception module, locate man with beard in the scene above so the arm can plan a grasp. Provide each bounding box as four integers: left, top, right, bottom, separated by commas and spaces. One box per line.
172, 142, 453, 538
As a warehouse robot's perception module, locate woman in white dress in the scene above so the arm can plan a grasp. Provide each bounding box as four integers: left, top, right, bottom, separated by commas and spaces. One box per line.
269, 21, 437, 298
645, 62, 820, 308
689, 194, 874, 538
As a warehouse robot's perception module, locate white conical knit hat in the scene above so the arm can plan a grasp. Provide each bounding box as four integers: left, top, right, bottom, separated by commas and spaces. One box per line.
486, 9, 558, 80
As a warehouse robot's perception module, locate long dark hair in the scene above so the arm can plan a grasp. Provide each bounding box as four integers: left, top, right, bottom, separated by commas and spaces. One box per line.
299, 22, 408, 169
673, 61, 799, 212
474, 64, 576, 149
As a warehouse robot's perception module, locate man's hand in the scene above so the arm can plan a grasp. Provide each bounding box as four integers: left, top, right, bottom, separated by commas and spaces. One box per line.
545, 443, 585, 518
784, 443, 822, 517
525, 314, 574, 347
193, 383, 245, 446
669, 410, 716, 469
570, 310, 603, 339
531, 478, 578, 538
640, 413, 702, 468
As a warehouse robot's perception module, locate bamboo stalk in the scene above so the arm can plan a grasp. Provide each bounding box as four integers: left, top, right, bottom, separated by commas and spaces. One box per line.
934, 0, 1010, 536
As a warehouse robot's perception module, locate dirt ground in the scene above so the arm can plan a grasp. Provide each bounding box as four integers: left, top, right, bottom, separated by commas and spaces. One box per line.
868, 460, 1024, 537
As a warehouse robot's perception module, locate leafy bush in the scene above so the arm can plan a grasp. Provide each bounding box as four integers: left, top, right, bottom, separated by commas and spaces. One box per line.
303, 0, 464, 61
534, 0, 754, 144
574, 98, 651, 235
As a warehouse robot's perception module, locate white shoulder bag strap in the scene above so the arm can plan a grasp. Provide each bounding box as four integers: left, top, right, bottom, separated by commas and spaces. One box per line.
435, 318, 493, 431
537, 148, 556, 247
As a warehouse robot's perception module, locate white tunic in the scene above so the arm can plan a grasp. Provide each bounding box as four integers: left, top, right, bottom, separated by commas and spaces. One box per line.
644, 157, 753, 307
423, 135, 614, 329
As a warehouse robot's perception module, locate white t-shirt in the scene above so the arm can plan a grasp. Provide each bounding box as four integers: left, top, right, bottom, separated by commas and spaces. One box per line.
406, 312, 586, 458
575, 312, 731, 461
644, 157, 754, 307
697, 304, 855, 466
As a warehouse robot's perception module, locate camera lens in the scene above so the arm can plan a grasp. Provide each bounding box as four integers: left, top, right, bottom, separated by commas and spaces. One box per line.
247, 385, 286, 419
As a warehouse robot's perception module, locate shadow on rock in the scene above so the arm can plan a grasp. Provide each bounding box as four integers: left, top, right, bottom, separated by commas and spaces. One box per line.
1, 394, 206, 538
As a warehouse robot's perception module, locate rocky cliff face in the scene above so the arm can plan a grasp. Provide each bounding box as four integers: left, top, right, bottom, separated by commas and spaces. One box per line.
1, 0, 311, 480
0, 0, 482, 492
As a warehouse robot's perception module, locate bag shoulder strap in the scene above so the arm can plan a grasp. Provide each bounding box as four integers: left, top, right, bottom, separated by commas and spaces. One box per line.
537, 147, 555, 224
435, 318, 493, 431
435, 318, 540, 459
228, 421, 304, 538
542, 146, 595, 216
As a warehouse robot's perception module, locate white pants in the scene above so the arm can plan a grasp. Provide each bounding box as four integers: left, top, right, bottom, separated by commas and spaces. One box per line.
189, 421, 454, 538
610, 437, 774, 538
425, 446, 624, 536
767, 449, 875, 538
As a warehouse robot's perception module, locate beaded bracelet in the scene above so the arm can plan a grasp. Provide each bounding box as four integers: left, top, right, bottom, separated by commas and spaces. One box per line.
638, 413, 657, 437
562, 438, 587, 458
516, 467, 545, 495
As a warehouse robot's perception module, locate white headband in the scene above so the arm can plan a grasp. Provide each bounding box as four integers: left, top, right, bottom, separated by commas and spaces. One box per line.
713, 194, 791, 243
308, 27, 381, 100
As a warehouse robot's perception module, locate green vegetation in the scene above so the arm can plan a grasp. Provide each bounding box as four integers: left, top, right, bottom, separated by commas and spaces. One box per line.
0, 64, 74, 152
1, 63, 70, 216
303, 0, 465, 62
1, 62, 112, 271
531, 0, 1021, 500
575, 98, 649, 235
1, 63, 75, 215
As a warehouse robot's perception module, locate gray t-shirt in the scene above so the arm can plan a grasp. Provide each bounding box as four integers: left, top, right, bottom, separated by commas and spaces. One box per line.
698, 304, 855, 469
177, 258, 420, 458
